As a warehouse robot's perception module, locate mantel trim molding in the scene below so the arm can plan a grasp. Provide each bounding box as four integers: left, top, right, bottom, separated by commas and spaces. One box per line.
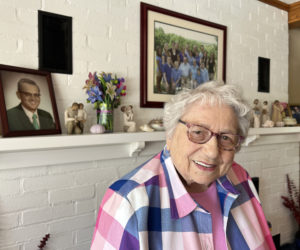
1, 128, 300, 170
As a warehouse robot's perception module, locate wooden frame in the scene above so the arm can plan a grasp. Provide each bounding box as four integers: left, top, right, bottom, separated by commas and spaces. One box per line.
0, 64, 61, 137
140, 2, 227, 108
289, 104, 300, 125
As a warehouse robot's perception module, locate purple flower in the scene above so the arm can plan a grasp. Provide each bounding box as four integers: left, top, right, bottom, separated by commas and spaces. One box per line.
102, 73, 112, 82
87, 86, 103, 103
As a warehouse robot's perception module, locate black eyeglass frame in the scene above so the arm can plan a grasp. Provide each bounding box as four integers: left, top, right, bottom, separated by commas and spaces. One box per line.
178, 119, 244, 151
18, 91, 41, 98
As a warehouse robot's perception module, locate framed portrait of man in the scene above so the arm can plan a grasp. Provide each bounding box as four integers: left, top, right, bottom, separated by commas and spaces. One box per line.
0, 64, 61, 137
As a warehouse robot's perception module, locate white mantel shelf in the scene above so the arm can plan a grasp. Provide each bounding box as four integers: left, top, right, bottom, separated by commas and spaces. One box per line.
1, 127, 300, 169
0, 131, 166, 152
1, 127, 300, 152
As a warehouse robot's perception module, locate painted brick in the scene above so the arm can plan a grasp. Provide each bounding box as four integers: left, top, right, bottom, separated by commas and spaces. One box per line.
0, 36, 18, 52
23, 174, 74, 192
49, 213, 95, 233
22, 207, 52, 225
0, 246, 20, 250
0, 192, 48, 213
75, 226, 94, 243
49, 185, 95, 204
16, 8, 37, 26
75, 167, 118, 185
48, 162, 96, 175
64, 241, 91, 250
0, 166, 47, 180
0, 5, 16, 23
1, 223, 47, 246
75, 198, 97, 215
23, 232, 73, 250
0, 213, 19, 230
52, 203, 75, 219
0, 179, 20, 196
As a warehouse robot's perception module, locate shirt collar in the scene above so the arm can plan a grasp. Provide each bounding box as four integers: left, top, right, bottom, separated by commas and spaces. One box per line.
21, 105, 38, 118
161, 146, 240, 219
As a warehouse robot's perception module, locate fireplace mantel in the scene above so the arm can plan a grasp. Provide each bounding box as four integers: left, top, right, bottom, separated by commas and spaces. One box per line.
1, 127, 300, 169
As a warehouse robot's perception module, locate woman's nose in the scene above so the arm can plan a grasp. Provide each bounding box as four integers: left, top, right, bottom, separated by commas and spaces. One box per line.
201, 135, 219, 159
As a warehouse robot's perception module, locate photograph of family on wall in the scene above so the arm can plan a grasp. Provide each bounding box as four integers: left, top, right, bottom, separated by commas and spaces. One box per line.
140, 2, 226, 108
154, 21, 218, 95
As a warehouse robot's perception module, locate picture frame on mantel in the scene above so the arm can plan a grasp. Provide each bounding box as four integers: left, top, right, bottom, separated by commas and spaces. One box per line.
289, 104, 300, 125
0, 64, 61, 137
140, 2, 227, 108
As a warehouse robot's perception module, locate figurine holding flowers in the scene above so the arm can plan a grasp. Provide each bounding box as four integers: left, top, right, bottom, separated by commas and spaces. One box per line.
83, 72, 126, 132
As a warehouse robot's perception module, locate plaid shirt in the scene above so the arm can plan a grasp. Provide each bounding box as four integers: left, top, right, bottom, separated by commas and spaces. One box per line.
91, 148, 275, 250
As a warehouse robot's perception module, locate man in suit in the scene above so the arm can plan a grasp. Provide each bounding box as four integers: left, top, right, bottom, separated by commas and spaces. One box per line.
7, 78, 55, 131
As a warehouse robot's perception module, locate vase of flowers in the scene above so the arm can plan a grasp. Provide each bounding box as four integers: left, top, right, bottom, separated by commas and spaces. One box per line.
84, 72, 126, 132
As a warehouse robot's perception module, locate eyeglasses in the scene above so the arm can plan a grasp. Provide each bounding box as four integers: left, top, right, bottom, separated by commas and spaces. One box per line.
19, 91, 41, 98
178, 119, 243, 151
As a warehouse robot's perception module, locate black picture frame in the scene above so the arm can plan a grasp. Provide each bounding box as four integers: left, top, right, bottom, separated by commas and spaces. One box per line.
0, 64, 61, 137
38, 10, 73, 74
140, 2, 227, 108
258, 57, 270, 93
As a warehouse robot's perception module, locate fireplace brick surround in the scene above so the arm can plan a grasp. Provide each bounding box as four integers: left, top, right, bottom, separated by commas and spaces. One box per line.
0, 128, 299, 249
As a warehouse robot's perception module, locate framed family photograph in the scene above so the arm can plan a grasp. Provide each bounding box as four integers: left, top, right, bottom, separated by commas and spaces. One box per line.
140, 2, 227, 108
0, 64, 61, 137
289, 105, 300, 125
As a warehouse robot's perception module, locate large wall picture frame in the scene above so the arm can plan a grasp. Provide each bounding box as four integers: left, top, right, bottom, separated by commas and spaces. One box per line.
140, 2, 227, 108
0, 64, 61, 137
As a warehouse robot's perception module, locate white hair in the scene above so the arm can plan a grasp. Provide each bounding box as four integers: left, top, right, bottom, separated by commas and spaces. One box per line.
163, 81, 251, 147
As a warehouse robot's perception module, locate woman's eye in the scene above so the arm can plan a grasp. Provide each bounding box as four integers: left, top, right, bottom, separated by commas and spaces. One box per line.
193, 130, 202, 135
221, 135, 230, 140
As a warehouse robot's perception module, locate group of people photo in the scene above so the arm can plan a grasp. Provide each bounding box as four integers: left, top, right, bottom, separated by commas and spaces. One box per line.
155, 41, 217, 95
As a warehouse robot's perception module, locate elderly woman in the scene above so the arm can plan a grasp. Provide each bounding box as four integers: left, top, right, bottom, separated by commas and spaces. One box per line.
91, 82, 275, 250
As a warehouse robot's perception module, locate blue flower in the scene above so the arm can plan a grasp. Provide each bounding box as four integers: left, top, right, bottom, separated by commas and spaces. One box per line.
87, 86, 103, 103
102, 73, 112, 82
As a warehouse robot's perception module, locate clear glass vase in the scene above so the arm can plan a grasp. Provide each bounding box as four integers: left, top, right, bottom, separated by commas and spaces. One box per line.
97, 102, 113, 133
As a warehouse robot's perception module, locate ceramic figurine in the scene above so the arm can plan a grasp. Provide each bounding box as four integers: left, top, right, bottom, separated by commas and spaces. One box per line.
76, 103, 87, 134
261, 101, 270, 125
121, 105, 136, 132
64, 102, 82, 134
149, 118, 164, 131
262, 120, 274, 128
271, 100, 284, 125
140, 124, 154, 132
251, 99, 261, 128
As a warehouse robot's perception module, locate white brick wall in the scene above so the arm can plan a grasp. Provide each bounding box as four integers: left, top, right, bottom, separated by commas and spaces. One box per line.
0, 0, 289, 133
0, 141, 298, 249
0, 0, 295, 249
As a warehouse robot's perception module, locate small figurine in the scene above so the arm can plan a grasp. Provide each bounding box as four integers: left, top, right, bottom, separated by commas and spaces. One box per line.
121, 105, 136, 132
149, 118, 164, 131
76, 103, 87, 133
261, 101, 270, 125
64, 102, 81, 134
140, 124, 154, 132
271, 100, 284, 125
251, 99, 261, 128
262, 120, 274, 128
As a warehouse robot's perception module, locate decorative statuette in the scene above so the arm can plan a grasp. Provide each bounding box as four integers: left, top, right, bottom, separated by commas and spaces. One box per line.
121, 105, 136, 132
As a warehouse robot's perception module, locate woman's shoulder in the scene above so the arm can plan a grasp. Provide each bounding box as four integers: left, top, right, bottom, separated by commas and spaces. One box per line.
109, 152, 164, 197
227, 161, 250, 185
